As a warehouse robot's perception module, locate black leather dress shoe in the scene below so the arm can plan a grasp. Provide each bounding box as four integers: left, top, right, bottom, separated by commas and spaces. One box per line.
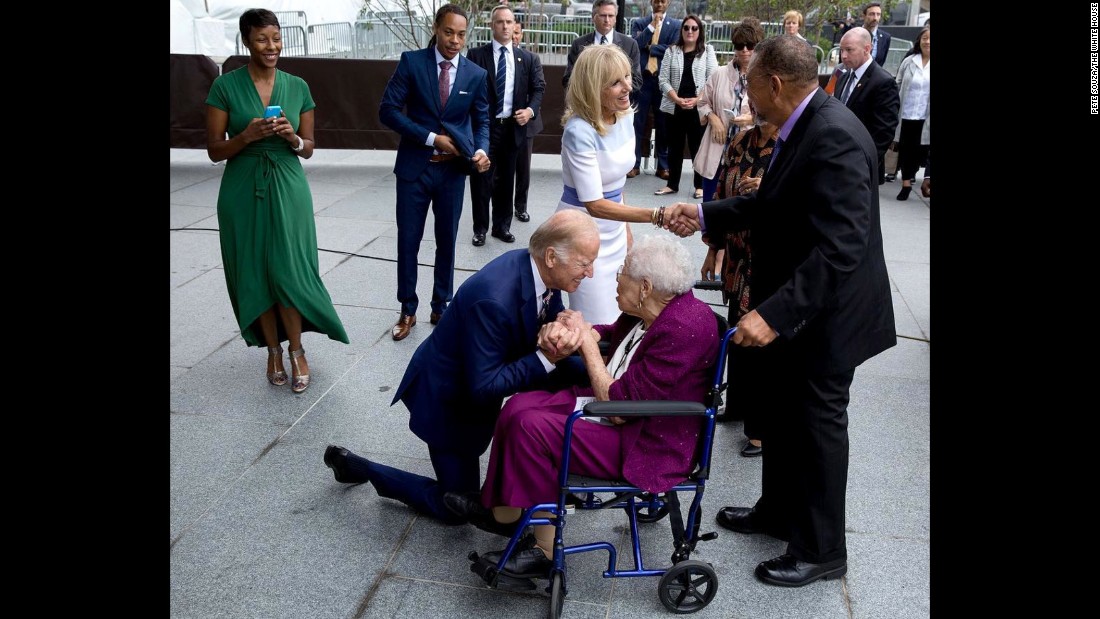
472, 233, 486, 246
897, 186, 912, 201
444, 491, 520, 537
515, 210, 530, 222
491, 230, 515, 243
740, 441, 763, 457
324, 445, 355, 483
430, 311, 443, 325
715, 506, 763, 534
754, 553, 847, 587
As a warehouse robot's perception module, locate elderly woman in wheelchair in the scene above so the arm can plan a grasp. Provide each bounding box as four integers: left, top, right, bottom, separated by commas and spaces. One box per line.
444, 234, 723, 608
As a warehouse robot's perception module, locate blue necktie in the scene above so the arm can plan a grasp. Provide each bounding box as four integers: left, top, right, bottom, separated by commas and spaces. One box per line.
495, 46, 508, 117
871, 32, 878, 60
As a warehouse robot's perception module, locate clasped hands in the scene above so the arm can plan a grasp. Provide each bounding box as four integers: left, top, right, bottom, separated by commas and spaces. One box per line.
661, 202, 703, 238
434, 135, 492, 173
537, 309, 592, 362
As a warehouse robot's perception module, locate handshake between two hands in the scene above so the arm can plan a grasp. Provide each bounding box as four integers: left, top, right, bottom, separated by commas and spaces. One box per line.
662, 203, 703, 238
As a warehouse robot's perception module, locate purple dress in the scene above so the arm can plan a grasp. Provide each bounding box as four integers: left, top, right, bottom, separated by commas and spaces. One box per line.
481, 292, 719, 509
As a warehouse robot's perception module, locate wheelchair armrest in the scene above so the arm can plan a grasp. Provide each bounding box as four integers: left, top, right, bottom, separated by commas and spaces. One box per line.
694, 279, 723, 291
582, 400, 707, 417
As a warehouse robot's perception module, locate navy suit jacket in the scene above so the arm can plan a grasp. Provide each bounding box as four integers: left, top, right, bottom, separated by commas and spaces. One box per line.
392, 249, 567, 455
562, 31, 642, 93
869, 29, 891, 66
835, 62, 899, 157
466, 43, 545, 148
379, 47, 490, 181
632, 14, 681, 74
701, 89, 896, 375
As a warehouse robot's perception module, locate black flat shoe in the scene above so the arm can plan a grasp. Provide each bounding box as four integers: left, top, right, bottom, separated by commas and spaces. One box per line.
491, 230, 515, 243
324, 445, 356, 483
740, 441, 763, 457
897, 186, 912, 201
484, 547, 553, 579
754, 553, 847, 587
514, 210, 530, 222
472, 233, 486, 246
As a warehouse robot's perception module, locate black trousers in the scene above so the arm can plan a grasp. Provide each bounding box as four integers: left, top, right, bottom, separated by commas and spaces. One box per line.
897, 118, 928, 183
753, 354, 856, 564
664, 105, 705, 192
514, 135, 534, 214
471, 120, 520, 235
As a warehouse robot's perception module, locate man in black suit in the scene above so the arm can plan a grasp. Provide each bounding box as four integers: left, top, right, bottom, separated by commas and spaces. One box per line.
563, 0, 642, 94
665, 35, 896, 588
511, 19, 541, 223
861, 2, 891, 66
835, 27, 899, 185
467, 5, 546, 246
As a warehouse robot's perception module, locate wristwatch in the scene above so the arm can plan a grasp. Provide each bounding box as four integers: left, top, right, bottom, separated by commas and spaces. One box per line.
292, 135, 304, 152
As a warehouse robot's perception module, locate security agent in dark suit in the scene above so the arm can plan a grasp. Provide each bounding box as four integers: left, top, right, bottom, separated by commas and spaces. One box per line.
466, 5, 545, 246
562, 0, 642, 94
323, 210, 601, 524
835, 27, 899, 185
665, 35, 896, 588
631, 0, 681, 178
511, 20, 542, 223
378, 4, 491, 342
861, 2, 892, 66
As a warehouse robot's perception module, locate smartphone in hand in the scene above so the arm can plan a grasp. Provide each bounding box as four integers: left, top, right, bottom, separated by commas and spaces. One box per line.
263, 105, 282, 119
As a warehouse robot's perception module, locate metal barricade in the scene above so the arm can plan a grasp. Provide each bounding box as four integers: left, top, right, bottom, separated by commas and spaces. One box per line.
882, 39, 912, 77
275, 10, 308, 30
305, 23, 358, 58
236, 25, 308, 56
354, 16, 433, 60
471, 26, 577, 65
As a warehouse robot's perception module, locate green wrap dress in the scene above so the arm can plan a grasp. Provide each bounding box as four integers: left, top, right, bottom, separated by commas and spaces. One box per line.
206, 66, 349, 347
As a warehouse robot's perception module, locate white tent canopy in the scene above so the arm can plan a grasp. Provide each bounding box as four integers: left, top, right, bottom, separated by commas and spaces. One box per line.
169, 0, 376, 56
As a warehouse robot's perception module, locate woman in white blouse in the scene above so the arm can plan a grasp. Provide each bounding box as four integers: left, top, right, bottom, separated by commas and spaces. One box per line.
557, 44, 678, 325
893, 26, 930, 201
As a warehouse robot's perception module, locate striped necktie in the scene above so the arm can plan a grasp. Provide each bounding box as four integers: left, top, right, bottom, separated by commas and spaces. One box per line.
495, 46, 508, 117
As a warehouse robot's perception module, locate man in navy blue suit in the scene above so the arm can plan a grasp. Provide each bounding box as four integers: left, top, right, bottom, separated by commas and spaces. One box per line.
379, 4, 492, 342
861, 2, 892, 67
466, 5, 545, 246
323, 210, 601, 523
631, 0, 681, 179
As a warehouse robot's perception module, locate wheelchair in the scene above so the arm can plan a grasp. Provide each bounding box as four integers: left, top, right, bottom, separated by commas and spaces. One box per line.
468, 317, 735, 617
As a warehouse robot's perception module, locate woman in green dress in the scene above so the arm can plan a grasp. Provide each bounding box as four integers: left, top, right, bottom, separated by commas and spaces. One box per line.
205, 8, 349, 394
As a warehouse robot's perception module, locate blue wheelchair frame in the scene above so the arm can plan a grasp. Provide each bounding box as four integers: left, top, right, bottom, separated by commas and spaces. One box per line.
471, 326, 737, 615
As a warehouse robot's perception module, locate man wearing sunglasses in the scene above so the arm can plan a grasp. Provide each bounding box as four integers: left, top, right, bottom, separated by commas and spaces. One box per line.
631, 0, 681, 180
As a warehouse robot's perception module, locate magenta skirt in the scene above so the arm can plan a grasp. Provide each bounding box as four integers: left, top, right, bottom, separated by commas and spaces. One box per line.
481, 386, 626, 509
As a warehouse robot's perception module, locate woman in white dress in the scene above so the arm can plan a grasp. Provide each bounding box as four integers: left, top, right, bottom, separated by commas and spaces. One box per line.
558, 44, 676, 325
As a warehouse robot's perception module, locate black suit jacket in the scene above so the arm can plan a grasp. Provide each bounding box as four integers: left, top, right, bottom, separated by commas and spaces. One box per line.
562, 31, 642, 93
835, 62, 899, 158
701, 89, 896, 374
467, 42, 546, 148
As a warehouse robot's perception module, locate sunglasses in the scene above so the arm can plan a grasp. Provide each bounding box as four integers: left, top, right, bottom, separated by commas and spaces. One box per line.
734, 43, 755, 51
682, 25, 699, 32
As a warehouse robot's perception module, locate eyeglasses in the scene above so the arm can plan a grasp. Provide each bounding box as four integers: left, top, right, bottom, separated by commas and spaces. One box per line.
733, 43, 755, 51
682, 25, 699, 32
615, 264, 628, 281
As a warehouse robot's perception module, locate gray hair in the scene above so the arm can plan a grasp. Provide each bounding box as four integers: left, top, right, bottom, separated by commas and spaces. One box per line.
625, 235, 696, 295
753, 34, 819, 88
529, 209, 599, 259
593, 0, 618, 11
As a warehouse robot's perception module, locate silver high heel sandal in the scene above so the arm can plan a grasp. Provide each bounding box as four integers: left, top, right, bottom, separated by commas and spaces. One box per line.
289, 347, 310, 394
267, 346, 288, 386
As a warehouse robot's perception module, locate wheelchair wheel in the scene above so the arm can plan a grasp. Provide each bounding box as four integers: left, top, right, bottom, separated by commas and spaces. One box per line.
635, 494, 670, 523
657, 560, 718, 614
548, 572, 565, 619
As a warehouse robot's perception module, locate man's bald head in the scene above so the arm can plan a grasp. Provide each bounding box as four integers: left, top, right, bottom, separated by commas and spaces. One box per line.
840, 27, 872, 69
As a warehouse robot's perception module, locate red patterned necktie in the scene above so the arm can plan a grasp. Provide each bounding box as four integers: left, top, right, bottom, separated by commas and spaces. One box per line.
438, 60, 451, 108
